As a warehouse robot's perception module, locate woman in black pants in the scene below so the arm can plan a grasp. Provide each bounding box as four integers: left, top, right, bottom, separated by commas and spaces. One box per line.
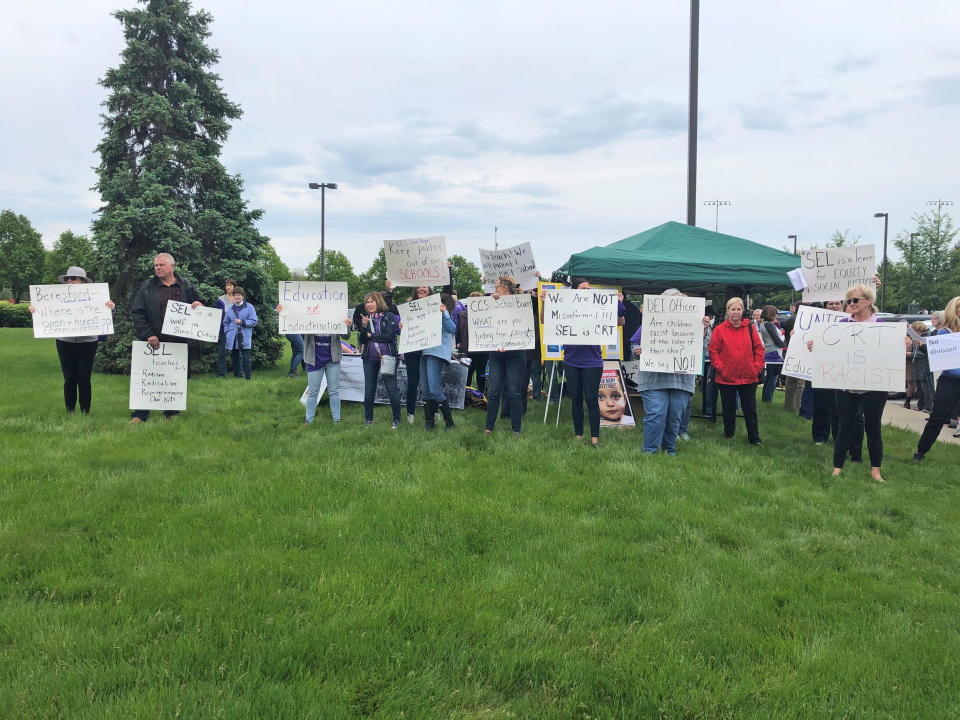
29, 266, 115, 414
913, 296, 960, 462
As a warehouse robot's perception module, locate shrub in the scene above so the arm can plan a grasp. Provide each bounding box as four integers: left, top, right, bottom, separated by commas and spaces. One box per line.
0, 302, 32, 328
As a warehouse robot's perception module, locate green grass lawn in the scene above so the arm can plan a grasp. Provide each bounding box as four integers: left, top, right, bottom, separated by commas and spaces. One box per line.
2, 328, 959, 719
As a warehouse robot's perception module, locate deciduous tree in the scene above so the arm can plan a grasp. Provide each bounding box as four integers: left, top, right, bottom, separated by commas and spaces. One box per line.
0, 210, 46, 302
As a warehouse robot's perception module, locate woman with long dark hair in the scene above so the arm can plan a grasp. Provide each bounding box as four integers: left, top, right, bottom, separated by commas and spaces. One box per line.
357, 291, 403, 428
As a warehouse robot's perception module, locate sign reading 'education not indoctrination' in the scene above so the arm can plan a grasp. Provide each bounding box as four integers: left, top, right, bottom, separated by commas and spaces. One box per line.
637, 295, 705, 374
129, 341, 188, 411
161, 300, 221, 343
384, 236, 450, 287
277, 281, 349, 334
29, 283, 114, 338
799, 245, 876, 303
466, 293, 535, 352
541, 288, 618, 346
397, 294, 442, 354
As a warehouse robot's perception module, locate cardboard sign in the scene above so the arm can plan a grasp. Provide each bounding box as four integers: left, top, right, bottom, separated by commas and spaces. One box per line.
277, 281, 349, 334
29, 283, 114, 338
926, 332, 960, 372
638, 295, 705, 374
397, 293, 442, 353
780, 305, 850, 380
800, 245, 876, 303
466, 294, 535, 352
384, 236, 449, 287
479, 242, 538, 294
599, 361, 635, 428
161, 300, 221, 342
809, 322, 907, 392
541, 288, 618, 346
317, 356, 468, 409
129, 341, 188, 410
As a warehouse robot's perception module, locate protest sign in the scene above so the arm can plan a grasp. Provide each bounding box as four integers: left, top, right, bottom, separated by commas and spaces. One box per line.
384, 236, 449, 287
537, 281, 564, 361
397, 293, 442, 353
466, 294, 535, 352
129, 341, 188, 410
599, 361, 635, 428
620, 359, 642, 390
29, 283, 114, 338
637, 295, 705, 374
809, 322, 907, 392
277, 281, 349, 334
800, 245, 876, 303
541, 288, 618, 346
780, 305, 849, 380
317, 356, 468, 409
479, 242, 538, 293
161, 300, 221, 342
926, 332, 960, 372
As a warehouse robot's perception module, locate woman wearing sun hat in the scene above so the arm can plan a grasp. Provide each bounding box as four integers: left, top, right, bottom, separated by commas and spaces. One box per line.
28, 266, 115, 414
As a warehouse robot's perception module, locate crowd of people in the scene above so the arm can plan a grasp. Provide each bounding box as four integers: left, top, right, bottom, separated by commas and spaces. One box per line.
29, 253, 960, 479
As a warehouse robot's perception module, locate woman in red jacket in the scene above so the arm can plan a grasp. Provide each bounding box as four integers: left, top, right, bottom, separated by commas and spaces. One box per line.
708, 297, 766, 445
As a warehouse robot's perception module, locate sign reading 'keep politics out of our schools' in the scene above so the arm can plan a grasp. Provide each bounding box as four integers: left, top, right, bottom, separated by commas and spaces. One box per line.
384, 236, 450, 287
466, 293, 535, 352
277, 281, 349, 334
808, 321, 907, 393
541, 288, 618, 346
637, 295, 705, 374
29, 283, 114, 339
800, 245, 876, 303
129, 341, 188, 411
478, 242, 538, 294
161, 300, 222, 343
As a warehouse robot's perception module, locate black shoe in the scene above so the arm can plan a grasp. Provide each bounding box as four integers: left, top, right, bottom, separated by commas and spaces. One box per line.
949, 420, 958, 429
439, 400, 455, 430
750, 439, 763, 446
424, 400, 436, 431
912, 452, 924, 463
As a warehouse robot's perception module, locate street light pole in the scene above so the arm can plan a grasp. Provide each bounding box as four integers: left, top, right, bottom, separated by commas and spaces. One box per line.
874, 212, 888, 312
787, 235, 798, 305
494, 225, 499, 251
308, 182, 338, 281
686, 0, 699, 226
703, 200, 731, 232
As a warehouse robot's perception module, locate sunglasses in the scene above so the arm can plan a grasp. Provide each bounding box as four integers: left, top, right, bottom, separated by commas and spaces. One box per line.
847, 297, 865, 304
64, 276, 81, 281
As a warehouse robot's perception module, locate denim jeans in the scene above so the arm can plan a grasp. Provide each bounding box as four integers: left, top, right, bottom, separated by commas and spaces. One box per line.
305, 362, 341, 423
761, 363, 782, 402
419, 354, 447, 403
216, 331, 229, 376
405, 351, 423, 414
232, 348, 251, 379
527, 350, 543, 399
640, 388, 691, 454
286, 334, 304, 374
678, 395, 692, 435
799, 380, 815, 419
364, 358, 401, 422
564, 363, 602, 438
486, 350, 525, 432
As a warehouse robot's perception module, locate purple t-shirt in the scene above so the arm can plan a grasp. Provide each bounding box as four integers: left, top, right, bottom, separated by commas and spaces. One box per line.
563, 300, 625, 369
306, 335, 332, 372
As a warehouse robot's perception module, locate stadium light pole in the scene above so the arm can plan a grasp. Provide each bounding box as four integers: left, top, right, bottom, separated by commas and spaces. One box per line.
787, 235, 798, 305
874, 212, 888, 312
308, 182, 338, 280
703, 199, 731, 232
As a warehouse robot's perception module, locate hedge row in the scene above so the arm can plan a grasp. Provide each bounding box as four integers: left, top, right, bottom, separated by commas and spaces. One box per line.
0, 303, 32, 328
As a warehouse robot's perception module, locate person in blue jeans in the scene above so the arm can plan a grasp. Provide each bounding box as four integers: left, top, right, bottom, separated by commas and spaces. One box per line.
222, 287, 258, 380
302, 324, 351, 425
358, 292, 403, 428
285, 333, 305, 377
417, 293, 458, 430
484, 276, 528, 436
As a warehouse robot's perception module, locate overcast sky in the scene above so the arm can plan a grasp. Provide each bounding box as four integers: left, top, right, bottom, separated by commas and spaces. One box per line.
2, 0, 958, 277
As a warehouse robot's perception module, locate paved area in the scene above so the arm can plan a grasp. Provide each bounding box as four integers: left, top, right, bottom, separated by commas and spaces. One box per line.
882, 400, 960, 446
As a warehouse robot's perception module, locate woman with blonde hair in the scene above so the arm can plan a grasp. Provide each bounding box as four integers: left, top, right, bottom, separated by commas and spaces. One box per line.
913, 296, 960, 462
708, 296, 765, 445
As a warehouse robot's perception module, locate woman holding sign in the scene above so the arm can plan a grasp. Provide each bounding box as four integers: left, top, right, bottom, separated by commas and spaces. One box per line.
358, 292, 403, 428
419, 293, 458, 430
484, 276, 526, 436
28, 266, 115, 414
913, 296, 960, 463
708, 297, 765, 445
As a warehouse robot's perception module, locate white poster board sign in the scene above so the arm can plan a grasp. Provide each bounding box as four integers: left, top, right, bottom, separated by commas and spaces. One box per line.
541, 288, 618, 346
926, 333, 960, 372
161, 300, 221, 343
397, 293, 442, 353
317, 356, 469, 409
809, 322, 907, 392
479, 242, 538, 293
277, 281, 349, 334
800, 245, 876, 303
466, 294, 535, 351
29, 283, 114, 338
638, 295, 705, 374
781, 305, 849, 380
384, 236, 449, 287
129, 341, 188, 410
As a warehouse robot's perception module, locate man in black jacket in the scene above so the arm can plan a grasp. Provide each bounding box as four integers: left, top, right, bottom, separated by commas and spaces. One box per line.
130, 253, 204, 423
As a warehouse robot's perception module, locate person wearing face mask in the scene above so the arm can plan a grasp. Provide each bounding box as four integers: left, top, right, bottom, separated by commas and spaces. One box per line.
28, 266, 116, 414
708, 297, 765, 445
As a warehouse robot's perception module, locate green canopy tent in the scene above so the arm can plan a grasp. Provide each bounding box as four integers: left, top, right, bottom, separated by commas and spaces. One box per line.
556, 221, 799, 295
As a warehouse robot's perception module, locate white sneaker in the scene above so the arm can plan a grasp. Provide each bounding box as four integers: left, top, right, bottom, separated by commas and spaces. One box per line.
954, 427, 960, 438
407, 413, 415, 424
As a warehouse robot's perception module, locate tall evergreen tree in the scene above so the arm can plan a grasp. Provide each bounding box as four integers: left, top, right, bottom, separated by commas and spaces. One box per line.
92, 0, 281, 372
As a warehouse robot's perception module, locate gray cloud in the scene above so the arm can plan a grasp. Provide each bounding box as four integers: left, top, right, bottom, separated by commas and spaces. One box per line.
738, 105, 789, 131
918, 73, 960, 105
833, 55, 878, 73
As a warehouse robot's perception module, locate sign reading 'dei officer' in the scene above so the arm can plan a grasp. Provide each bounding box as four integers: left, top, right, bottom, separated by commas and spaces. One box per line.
277, 281, 349, 334
161, 300, 221, 342
384, 236, 450, 287
397, 293, 442, 354
129, 341, 188, 410
638, 295, 705, 374
800, 245, 876, 303
29, 283, 114, 338
541, 288, 618, 345
467, 293, 535, 352
809, 321, 907, 392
